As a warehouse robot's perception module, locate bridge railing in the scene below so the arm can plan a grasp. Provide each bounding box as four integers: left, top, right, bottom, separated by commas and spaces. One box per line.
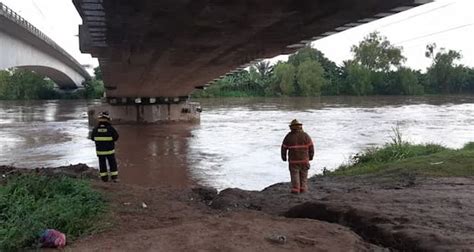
0, 2, 90, 78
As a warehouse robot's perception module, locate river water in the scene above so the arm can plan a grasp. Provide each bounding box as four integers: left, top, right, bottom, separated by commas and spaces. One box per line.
1, 96, 474, 190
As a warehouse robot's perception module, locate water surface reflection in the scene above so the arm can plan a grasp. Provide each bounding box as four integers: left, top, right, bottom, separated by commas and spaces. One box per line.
115, 124, 194, 187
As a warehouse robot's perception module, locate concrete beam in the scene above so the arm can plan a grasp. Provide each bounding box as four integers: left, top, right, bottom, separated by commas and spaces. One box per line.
74, 0, 433, 97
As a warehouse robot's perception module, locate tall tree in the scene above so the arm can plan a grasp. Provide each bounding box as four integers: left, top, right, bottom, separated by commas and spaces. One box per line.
274, 63, 296, 95
0, 70, 10, 99
386, 68, 423, 95
296, 61, 326, 96
351, 32, 406, 72
343, 62, 373, 95
94, 66, 103, 81
425, 44, 463, 93
289, 47, 343, 95
7, 69, 56, 100
253, 60, 273, 78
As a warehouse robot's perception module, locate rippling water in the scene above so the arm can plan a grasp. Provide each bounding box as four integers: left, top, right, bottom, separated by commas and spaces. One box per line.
1, 96, 473, 190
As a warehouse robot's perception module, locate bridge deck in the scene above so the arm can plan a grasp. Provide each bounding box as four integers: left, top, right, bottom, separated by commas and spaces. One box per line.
74, 0, 431, 98
0, 3, 90, 81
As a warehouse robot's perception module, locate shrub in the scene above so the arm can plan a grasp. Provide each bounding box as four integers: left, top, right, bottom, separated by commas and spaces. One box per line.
463, 142, 474, 151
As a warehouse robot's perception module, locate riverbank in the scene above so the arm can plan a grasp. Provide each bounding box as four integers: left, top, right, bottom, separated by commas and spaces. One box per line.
2, 143, 474, 250
0, 165, 104, 250
208, 142, 474, 250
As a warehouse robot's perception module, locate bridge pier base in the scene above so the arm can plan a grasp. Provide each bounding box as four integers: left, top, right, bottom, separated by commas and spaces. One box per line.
87, 98, 201, 126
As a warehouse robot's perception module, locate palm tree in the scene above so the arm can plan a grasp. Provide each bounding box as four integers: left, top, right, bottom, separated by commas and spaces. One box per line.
254, 60, 273, 78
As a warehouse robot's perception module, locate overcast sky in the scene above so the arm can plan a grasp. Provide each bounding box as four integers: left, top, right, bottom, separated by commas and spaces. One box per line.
2, 0, 473, 72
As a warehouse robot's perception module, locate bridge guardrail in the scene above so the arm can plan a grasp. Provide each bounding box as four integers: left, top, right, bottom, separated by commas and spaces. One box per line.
0, 2, 90, 78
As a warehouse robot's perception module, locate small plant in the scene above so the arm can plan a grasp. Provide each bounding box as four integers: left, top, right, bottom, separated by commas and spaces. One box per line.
390, 125, 405, 147
341, 126, 448, 171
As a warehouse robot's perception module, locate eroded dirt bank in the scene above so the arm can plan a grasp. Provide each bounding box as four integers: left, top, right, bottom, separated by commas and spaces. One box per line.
1, 165, 381, 251
70, 182, 382, 252
210, 175, 474, 251
3, 165, 474, 251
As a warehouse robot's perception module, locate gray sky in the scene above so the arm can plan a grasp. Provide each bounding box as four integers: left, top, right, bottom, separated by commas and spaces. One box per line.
2, 0, 473, 72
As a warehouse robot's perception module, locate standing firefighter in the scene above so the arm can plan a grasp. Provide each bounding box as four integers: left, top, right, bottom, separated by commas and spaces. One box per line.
91, 111, 119, 182
281, 119, 314, 194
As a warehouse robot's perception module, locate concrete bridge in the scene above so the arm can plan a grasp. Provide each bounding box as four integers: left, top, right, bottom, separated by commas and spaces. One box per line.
0, 3, 90, 89
74, 0, 431, 123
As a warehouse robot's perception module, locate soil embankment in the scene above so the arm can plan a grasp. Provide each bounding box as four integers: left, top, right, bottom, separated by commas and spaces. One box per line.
3, 165, 474, 251
211, 175, 474, 251
69, 178, 381, 251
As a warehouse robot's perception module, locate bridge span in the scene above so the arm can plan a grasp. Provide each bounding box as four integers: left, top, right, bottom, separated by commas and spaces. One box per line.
0, 3, 90, 89
74, 0, 431, 123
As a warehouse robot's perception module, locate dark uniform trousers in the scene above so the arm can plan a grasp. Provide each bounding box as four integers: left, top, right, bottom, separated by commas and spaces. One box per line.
98, 154, 118, 182
91, 121, 119, 182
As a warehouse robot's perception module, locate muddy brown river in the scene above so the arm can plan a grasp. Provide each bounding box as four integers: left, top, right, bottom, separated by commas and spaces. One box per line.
1, 96, 474, 190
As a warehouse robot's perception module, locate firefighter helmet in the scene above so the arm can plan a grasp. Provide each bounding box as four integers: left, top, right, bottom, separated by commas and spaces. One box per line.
98, 111, 111, 121
289, 119, 302, 126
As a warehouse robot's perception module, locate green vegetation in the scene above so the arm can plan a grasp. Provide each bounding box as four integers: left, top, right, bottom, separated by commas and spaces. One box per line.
0, 67, 104, 100
193, 32, 474, 97
0, 69, 59, 100
76, 78, 105, 100
329, 128, 474, 177
0, 175, 106, 250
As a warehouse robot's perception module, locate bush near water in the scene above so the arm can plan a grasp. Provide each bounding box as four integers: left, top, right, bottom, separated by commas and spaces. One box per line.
0, 67, 104, 100
329, 128, 474, 177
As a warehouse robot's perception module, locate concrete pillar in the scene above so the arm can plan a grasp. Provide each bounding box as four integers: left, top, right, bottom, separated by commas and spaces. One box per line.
88, 98, 201, 126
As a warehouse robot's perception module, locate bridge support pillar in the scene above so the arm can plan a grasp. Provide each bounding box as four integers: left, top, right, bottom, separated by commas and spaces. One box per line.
88, 97, 201, 126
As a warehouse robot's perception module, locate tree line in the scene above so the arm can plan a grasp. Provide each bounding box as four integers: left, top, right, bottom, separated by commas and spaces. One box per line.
0, 67, 104, 100
194, 32, 474, 97
2, 32, 473, 100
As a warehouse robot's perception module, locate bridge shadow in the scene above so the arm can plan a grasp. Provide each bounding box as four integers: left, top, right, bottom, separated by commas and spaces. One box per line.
114, 123, 197, 188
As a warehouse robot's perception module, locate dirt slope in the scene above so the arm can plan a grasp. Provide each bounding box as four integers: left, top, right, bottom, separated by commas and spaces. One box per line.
71, 182, 381, 251
211, 175, 474, 251
5, 165, 472, 251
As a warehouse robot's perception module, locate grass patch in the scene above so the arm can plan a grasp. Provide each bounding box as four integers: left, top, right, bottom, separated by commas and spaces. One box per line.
0, 175, 106, 250
329, 127, 474, 177
463, 142, 474, 151
330, 142, 474, 177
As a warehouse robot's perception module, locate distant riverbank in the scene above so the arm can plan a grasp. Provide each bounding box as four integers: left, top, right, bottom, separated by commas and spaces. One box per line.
0, 68, 104, 100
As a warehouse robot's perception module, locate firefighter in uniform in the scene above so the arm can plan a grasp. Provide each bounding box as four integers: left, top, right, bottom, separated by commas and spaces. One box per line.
91, 112, 119, 182
281, 119, 314, 194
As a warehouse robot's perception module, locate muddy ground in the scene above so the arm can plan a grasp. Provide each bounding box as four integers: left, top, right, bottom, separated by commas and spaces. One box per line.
210, 175, 474, 251
2, 165, 474, 251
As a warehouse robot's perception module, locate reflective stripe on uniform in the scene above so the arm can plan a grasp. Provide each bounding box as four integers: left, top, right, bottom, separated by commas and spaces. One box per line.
98, 129, 108, 133
99, 172, 108, 177
94, 137, 114, 141
110, 171, 118, 176
289, 159, 310, 164
97, 150, 115, 155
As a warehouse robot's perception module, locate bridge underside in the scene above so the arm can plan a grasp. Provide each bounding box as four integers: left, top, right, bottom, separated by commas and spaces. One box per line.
0, 4, 90, 89
75, 0, 430, 98
0, 27, 85, 89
